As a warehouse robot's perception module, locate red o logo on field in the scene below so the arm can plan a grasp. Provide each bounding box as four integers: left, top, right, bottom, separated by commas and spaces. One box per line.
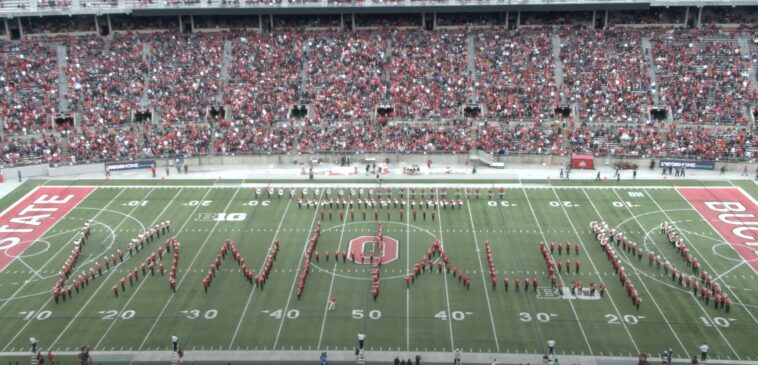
348, 236, 399, 265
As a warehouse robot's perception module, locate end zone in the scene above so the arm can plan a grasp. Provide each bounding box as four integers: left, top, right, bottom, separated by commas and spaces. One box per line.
676, 187, 758, 274
0, 186, 95, 271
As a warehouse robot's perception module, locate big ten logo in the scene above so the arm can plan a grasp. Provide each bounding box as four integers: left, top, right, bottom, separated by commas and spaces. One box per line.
195, 213, 247, 222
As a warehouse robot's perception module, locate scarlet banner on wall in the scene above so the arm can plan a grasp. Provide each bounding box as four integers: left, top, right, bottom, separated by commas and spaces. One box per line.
571, 154, 594, 169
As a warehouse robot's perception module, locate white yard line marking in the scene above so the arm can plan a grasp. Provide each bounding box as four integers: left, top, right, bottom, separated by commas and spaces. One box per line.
581, 191, 691, 356
668, 188, 758, 327
551, 188, 639, 353
615, 188, 739, 359
48, 188, 166, 349
1, 188, 146, 351
92, 188, 186, 349
316, 196, 350, 349
405, 189, 410, 352
463, 190, 500, 352
520, 187, 594, 355
433, 189, 456, 351
272, 188, 325, 350
133, 186, 245, 355
229, 196, 292, 349
13, 257, 43, 281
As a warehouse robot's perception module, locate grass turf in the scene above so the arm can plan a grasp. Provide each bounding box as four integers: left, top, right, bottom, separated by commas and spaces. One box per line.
1, 180, 757, 363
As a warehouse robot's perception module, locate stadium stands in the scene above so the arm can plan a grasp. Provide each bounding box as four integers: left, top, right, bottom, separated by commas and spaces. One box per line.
0, 12, 757, 166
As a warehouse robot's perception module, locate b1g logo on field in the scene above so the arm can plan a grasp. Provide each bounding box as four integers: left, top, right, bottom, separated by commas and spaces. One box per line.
348, 236, 399, 265
195, 213, 247, 222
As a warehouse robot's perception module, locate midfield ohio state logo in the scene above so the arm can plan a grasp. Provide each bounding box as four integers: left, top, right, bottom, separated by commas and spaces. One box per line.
348, 236, 399, 265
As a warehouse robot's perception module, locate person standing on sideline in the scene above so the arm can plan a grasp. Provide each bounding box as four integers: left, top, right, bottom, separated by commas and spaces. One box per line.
699, 343, 709, 362
454, 349, 462, 365
357, 332, 366, 350
548, 338, 556, 355
560, 168, 564, 179
491, 359, 498, 365
596, 171, 601, 181
633, 169, 637, 179
18, 170, 22, 182
171, 334, 178, 352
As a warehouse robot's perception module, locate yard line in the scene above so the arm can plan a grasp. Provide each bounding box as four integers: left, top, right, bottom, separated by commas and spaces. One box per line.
1, 188, 149, 352
0, 187, 122, 313
669, 187, 758, 327
13, 257, 43, 280
49, 188, 169, 349
405, 188, 410, 352
610, 188, 738, 358
549, 188, 639, 353
229, 195, 292, 349
520, 187, 594, 356
433, 189, 456, 351
133, 186, 245, 354
92, 188, 186, 349
271, 188, 325, 350
316, 193, 350, 349
462, 190, 500, 352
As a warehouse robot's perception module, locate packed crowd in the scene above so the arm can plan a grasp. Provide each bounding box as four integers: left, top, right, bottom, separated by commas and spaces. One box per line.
567, 122, 755, 159
146, 33, 224, 124
305, 31, 387, 120
224, 32, 304, 123
65, 34, 147, 126
0, 41, 58, 134
653, 30, 754, 124
1, 20, 757, 166
3, 118, 756, 165
475, 30, 557, 120
388, 30, 469, 119
560, 29, 651, 123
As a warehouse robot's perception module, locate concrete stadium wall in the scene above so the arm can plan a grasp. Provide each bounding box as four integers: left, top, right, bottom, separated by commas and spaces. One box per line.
2, 153, 723, 180
184, 153, 646, 169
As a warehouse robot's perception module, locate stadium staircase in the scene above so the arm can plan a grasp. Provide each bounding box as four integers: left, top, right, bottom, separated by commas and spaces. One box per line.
139, 41, 151, 110
641, 37, 660, 107
216, 39, 232, 106
56, 44, 68, 113
466, 35, 478, 104
740, 38, 758, 93
550, 35, 567, 105
469, 149, 504, 168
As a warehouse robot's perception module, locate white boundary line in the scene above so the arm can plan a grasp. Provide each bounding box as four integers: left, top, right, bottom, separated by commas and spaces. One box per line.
271, 188, 325, 350
133, 186, 245, 354
48, 188, 163, 349
228, 196, 293, 349
91, 188, 186, 349
520, 187, 594, 356
550, 187, 639, 354
612, 188, 739, 359
316, 194, 350, 349
44, 184, 730, 190
1, 187, 146, 351
433, 188, 456, 352
463, 190, 500, 352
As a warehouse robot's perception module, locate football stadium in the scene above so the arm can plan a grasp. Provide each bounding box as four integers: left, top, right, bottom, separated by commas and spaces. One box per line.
0, 0, 758, 364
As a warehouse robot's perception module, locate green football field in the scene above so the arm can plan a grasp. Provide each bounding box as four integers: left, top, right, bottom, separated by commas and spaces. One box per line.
1, 178, 758, 364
